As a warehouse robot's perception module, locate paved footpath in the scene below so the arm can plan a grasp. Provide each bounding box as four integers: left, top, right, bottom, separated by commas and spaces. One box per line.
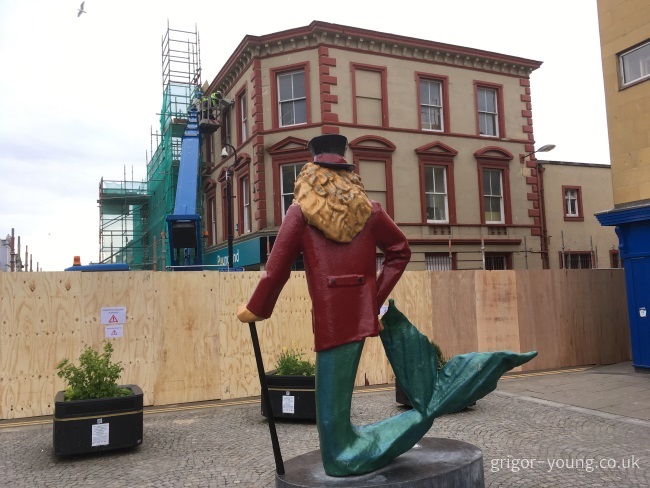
2, 363, 650, 487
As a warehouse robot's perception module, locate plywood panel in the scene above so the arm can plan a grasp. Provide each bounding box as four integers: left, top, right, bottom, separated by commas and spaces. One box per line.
574, 271, 599, 366
0, 271, 7, 419
1, 273, 25, 420
356, 335, 390, 387
76, 271, 154, 402
107, 272, 157, 406
391, 271, 434, 337
6, 274, 53, 417
154, 272, 221, 405
552, 270, 590, 368
275, 272, 315, 365
49, 273, 84, 384
79, 271, 119, 346
1, 273, 31, 419
0, 269, 634, 420
219, 271, 264, 400
0, 272, 84, 418
223, 272, 315, 400
516, 269, 557, 371
588, 270, 631, 364
475, 271, 521, 362
431, 271, 478, 358
35, 273, 83, 415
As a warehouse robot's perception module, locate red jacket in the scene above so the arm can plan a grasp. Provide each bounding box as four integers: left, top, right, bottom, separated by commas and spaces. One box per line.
247, 202, 410, 351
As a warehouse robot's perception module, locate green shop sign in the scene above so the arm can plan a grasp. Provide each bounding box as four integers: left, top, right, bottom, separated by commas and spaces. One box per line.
204, 237, 263, 268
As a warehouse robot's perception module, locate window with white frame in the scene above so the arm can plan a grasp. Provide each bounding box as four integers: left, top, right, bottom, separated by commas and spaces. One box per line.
424, 166, 448, 222
280, 163, 306, 217
221, 108, 231, 148
241, 176, 251, 233
565, 188, 579, 217
239, 93, 248, 142
478, 87, 498, 136
619, 40, 650, 87
420, 79, 443, 131
208, 196, 216, 246
278, 70, 306, 127
483, 169, 504, 223
425, 253, 453, 270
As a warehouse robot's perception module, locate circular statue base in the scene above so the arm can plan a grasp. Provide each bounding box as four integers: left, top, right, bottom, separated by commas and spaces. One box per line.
276, 437, 484, 487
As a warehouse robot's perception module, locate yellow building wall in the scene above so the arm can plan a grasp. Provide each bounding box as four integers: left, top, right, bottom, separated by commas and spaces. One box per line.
541, 162, 619, 267
598, 0, 650, 205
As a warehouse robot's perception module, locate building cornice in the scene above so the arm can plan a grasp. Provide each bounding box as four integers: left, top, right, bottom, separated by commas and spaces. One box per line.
208, 20, 543, 95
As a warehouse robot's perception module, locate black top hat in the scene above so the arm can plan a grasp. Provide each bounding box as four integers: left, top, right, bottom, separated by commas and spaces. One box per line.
308, 134, 355, 170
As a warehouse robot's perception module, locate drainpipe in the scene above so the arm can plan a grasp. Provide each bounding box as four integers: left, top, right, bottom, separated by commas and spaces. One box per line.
537, 162, 549, 269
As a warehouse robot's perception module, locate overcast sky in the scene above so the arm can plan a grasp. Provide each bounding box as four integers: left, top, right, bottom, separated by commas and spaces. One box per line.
0, 0, 608, 271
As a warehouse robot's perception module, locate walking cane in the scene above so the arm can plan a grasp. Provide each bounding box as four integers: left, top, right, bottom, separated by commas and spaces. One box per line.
249, 322, 285, 476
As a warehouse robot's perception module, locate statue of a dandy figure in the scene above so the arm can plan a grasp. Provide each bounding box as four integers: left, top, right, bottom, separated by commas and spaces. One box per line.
237, 134, 536, 477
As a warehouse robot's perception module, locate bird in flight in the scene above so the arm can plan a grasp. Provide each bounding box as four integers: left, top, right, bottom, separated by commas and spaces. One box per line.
77, 2, 86, 17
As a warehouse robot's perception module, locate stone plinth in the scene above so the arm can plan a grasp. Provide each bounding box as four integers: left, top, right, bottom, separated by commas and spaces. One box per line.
276, 437, 484, 487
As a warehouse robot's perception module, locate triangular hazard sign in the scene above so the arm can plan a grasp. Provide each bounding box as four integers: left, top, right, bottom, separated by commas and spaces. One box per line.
111, 329, 118, 336
109, 315, 119, 323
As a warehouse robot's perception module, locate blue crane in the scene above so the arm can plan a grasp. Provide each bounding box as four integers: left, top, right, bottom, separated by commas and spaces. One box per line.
166, 104, 204, 270
165, 89, 223, 271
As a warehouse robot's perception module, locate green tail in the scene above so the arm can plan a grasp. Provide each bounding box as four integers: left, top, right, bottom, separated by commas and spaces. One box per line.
316, 299, 537, 477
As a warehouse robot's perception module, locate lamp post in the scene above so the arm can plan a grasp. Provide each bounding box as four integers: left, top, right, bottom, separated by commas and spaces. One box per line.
520, 144, 556, 269
221, 143, 237, 269
519, 144, 556, 164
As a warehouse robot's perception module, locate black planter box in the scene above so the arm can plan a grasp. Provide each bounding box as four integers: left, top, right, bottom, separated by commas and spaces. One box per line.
261, 371, 316, 421
395, 378, 412, 407
53, 384, 143, 456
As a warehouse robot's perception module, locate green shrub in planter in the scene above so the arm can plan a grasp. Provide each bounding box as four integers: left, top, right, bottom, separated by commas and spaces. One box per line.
274, 345, 316, 376
429, 340, 448, 371
56, 341, 133, 400
54, 341, 143, 456
262, 345, 316, 421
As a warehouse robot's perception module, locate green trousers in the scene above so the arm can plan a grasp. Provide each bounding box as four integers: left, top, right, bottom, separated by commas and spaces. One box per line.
315, 299, 537, 477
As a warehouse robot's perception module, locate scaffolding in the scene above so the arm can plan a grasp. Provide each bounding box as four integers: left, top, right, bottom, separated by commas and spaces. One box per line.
98, 23, 203, 270
147, 23, 202, 270
98, 175, 150, 268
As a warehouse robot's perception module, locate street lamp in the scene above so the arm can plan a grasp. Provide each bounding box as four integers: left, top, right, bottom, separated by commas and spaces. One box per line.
519, 144, 556, 164
221, 143, 237, 269
524, 144, 556, 269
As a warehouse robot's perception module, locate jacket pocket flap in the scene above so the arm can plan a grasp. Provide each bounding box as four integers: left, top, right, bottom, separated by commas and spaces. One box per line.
327, 274, 365, 287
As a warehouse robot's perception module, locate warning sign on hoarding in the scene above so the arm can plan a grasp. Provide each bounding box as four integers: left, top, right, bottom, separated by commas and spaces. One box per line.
105, 325, 124, 338
100, 307, 126, 325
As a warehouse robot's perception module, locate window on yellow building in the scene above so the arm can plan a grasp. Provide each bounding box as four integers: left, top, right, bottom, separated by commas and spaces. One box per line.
619, 40, 650, 87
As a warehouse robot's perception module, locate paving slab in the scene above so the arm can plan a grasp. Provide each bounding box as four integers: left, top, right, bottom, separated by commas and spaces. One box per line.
2, 364, 650, 487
